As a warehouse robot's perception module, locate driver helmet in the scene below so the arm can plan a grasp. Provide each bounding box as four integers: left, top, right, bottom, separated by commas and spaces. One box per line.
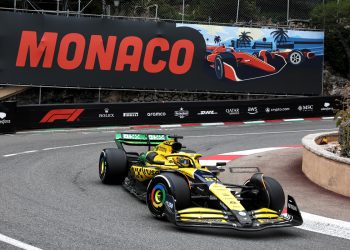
177, 157, 190, 167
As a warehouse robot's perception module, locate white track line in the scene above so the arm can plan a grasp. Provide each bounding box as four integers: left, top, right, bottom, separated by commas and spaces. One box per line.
0, 233, 42, 250
283, 118, 305, 122
300, 212, 350, 240
42, 141, 114, 151
221, 147, 295, 155
322, 116, 334, 120
3, 150, 38, 158
2, 141, 113, 158
160, 124, 182, 128
243, 120, 265, 124
201, 122, 225, 126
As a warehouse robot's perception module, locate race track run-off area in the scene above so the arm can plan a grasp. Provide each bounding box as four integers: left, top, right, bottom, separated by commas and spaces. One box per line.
0, 119, 350, 250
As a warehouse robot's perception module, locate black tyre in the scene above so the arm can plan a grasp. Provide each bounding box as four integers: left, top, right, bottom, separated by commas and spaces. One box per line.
240, 175, 285, 214
214, 52, 237, 80
99, 148, 128, 184
288, 50, 304, 66
147, 172, 191, 218
265, 51, 273, 64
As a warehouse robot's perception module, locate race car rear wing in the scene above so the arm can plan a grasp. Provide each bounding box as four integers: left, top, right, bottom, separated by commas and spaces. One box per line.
115, 133, 176, 151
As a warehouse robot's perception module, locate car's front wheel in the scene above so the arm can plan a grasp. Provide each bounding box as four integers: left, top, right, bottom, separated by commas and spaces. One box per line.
146, 173, 191, 218
214, 52, 237, 80
240, 173, 285, 214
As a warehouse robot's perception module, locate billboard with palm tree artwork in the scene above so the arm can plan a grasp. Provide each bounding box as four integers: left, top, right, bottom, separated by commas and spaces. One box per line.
178, 23, 324, 95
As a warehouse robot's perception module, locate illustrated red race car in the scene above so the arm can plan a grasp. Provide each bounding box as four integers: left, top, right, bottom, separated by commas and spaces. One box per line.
253, 49, 315, 66
206, 45, 286, 82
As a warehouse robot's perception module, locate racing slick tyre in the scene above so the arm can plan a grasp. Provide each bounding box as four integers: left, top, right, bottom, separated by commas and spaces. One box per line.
214, 52, 237, 80
99, 148, 128, 184
288, 50, 304, 66
147, 173, 191, 219
240, 174, 285, 215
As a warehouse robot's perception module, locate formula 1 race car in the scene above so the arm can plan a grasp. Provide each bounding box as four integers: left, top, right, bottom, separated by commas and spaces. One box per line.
253, 49, 315, 66
98, 133, 303, 231
206, 45, 286, 82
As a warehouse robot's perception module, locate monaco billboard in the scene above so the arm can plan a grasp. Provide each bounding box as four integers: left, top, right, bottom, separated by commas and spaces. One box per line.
0, 12, 324, 95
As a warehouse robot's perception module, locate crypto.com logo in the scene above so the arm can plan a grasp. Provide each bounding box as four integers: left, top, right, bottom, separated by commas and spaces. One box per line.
40, 109, 84, 123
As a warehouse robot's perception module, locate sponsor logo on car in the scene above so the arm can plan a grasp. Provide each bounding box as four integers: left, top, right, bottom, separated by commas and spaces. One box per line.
238, 211, 247, 216
165, 200, 174, 209
321, 102, 333, 111
40, 109, 84, 123
0, 112, 11, 125
298, 105, 313, 112
147, 112, 166, 117
98, 108, 115, 118
247, 107, 258, 115
174, 107, 189, 119
226, 108, 240, 115
197, 110, 218, 115
122, 133, 144, 140
265, 107, 290, 113
287, 203, 298, 211
148, 134, 166, 140
123, 112, 139, 117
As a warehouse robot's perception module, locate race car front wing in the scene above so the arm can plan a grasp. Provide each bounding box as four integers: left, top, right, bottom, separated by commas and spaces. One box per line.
164, 194, 303, 231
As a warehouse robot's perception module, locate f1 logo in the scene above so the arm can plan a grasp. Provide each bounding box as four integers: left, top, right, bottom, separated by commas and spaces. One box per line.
40, 109, 84, 123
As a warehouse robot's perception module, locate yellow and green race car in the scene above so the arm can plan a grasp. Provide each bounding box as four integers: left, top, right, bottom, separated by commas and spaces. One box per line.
98, 133, 303, 231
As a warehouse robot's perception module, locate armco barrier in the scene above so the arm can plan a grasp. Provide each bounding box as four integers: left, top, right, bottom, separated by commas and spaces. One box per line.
16, 96, 338, 131
0, 101, 16, 134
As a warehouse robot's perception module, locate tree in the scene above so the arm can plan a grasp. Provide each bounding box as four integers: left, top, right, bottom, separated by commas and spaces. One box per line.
270, 28, 289, 44
214, 36, 221, 44
311, 0, 350, 79
237, 31, 253, 47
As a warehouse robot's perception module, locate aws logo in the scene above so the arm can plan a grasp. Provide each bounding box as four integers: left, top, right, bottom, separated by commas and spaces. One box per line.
40, 109, 84, 123
247, 107, 258, 115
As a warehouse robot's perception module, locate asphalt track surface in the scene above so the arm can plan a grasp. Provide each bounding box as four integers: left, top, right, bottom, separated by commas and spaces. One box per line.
0, 120, 349, 250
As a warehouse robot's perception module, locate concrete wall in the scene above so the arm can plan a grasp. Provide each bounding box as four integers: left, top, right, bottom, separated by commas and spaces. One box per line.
302, 132, 350, 197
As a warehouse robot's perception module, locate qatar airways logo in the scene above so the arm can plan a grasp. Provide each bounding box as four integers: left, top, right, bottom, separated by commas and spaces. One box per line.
15, 31, 194, 75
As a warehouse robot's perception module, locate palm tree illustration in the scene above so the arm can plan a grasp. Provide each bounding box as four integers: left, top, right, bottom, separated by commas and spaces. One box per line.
214, 36, 221, 44
270, 28, 289, 45
237, 31, 253, 47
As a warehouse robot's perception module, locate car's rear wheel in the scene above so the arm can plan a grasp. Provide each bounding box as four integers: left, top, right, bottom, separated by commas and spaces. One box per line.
99, 148, 128, 184
147, 173, 191, 218
288, 50, 304, 65
240, 174, 285, 214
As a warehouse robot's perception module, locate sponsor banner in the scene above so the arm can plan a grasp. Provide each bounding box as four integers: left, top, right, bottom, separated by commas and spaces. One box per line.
0, 102, 16, 134
16, 97, 338, 130
0, 12, 323, 95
